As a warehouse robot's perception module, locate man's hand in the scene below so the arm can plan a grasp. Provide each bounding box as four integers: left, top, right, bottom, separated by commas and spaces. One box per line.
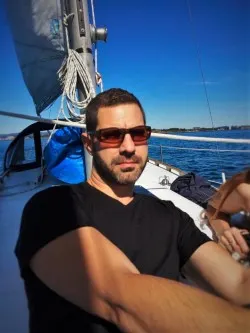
217, 227, 249, 258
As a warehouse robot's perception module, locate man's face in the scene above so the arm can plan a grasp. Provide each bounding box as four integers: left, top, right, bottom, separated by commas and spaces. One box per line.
90, 103, 148, 185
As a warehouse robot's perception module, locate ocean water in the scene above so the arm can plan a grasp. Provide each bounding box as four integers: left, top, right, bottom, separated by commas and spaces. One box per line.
148, 129, 250, 183
0, 130, 249, 183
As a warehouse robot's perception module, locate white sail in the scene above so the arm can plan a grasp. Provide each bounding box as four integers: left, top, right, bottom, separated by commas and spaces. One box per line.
6, 0, 66, 114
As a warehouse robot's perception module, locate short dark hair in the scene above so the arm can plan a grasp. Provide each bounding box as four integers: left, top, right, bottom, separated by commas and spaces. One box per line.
85, 88, 146, 132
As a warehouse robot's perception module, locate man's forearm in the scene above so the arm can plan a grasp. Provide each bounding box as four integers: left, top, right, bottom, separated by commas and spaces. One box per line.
108, 273, 250, 333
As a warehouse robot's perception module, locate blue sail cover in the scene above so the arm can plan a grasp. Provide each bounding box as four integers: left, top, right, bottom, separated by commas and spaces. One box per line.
5, 0, 66, 114
44, 127, 86, 184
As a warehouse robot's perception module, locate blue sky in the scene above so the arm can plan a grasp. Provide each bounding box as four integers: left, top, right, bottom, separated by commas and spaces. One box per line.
0, 0, 249, 134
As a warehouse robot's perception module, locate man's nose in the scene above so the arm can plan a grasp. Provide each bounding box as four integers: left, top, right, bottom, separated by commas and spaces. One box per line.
119, 133, 135, 154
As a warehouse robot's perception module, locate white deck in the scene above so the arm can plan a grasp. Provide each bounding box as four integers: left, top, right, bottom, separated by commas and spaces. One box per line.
0, 169, 62, 333
136, 161, 213, 238
0, 162, 213, 332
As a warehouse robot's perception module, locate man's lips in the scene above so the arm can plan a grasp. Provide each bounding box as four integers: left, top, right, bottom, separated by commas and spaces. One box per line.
116, 161, 138, 167
118, 161, 136, 164
118, 162, 137, 166
112, 156, 141, 167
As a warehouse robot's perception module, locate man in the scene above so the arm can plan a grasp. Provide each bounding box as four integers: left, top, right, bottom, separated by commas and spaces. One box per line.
15, 88, 250, 333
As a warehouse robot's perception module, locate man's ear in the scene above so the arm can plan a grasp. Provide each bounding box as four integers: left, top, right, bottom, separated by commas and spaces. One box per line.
81, 132, 93, 155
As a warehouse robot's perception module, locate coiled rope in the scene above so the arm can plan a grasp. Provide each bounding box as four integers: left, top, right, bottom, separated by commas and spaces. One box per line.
58, 48, 96, 122
56, 12, 96, 124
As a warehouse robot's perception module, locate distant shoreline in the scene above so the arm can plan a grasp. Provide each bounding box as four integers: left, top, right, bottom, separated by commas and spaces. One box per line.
152, 126, 250, 134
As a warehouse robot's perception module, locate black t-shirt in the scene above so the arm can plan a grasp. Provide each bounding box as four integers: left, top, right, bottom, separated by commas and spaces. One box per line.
15, 182, 210, 333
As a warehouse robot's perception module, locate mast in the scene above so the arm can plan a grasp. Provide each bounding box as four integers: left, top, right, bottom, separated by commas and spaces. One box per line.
64, 0, 107, 178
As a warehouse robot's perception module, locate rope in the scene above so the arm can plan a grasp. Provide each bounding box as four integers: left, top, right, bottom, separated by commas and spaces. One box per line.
56, 11, 96, 124
95, 49, 104, 92
58, 48, 96, 122
41, 7, 98, 180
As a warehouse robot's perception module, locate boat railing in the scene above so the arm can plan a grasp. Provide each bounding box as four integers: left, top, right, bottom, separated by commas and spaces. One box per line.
149, 143, 250, 163
150, 132, 250, 144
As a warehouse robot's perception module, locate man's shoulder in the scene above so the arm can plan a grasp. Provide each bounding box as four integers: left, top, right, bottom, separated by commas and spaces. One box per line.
31, 184, 68, 198
25, 182, 87, 210
23, 185, 67, 211
16, 183, 91, 264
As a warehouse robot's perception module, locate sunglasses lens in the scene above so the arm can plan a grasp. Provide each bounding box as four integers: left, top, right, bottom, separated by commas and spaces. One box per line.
100, 129, 122, 143
131, 126, 151, 142
96, 126, 151, 144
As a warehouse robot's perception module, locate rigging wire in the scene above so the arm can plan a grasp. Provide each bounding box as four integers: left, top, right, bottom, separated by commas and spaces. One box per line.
186, 0, 225, 178
90, 0, 96, 26
186, 0, 216, 129
90, 0, 104, 92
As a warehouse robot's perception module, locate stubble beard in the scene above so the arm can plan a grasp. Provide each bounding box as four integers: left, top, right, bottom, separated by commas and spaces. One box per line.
93, 152, 147, 185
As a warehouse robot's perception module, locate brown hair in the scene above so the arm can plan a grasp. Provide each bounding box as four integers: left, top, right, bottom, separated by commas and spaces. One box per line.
85, 88, 146, 132
212, 168, 250, 218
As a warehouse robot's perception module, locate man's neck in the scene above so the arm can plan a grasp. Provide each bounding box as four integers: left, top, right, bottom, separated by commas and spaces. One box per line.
87, 171, 135, 205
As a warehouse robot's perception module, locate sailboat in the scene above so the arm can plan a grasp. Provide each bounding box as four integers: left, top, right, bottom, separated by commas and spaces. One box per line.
0, 0, 249, 332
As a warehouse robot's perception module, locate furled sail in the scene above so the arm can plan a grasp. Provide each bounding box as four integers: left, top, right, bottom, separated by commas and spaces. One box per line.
6, 0, 66, 115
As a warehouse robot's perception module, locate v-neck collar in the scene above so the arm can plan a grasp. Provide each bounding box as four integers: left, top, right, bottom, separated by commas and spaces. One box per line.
85, 181, 139, 208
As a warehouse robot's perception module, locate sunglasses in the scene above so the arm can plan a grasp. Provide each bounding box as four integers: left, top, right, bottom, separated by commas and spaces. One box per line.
88, 125, 151, 144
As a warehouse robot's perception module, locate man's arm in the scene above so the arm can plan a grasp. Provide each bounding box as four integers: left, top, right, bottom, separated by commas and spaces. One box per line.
183, 241, 250, 306
31, 227, 250, 333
